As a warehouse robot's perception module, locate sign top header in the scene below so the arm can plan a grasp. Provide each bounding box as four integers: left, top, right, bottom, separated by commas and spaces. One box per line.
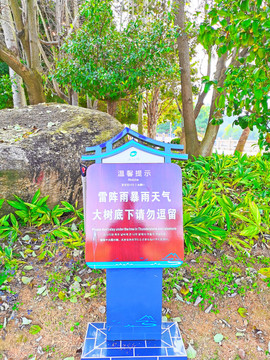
81, 127, 188, 164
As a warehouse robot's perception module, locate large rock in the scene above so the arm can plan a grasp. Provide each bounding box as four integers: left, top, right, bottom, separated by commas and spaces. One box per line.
0, 103, 123, 215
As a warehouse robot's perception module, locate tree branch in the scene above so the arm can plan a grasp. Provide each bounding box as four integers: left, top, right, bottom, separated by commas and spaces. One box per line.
39, 39, 59, 46
174, 95, 182, 115
0, 39, 30, 78
37, 4, 53, 44
66, 13, 80, 40
194, 48, 212, 120
10, 0, 31, 65
9, 0, 24, 33
38, 41, 69, 103
158, 98, 173, 118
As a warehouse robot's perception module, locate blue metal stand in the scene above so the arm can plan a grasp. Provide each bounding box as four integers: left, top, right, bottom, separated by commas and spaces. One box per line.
107, 268, 163, 341
81, 269, 187, 359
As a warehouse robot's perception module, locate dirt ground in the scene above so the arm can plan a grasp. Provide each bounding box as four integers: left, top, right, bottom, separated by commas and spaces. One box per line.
0, 248, 269, 360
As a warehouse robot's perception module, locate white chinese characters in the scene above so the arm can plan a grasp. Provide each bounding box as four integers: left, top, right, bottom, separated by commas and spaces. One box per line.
97, 191, 171, 203
116, 169, 151, 177
92, 208, 177, 221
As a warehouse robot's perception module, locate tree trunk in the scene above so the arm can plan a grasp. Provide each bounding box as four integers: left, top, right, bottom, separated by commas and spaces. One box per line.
147, 118, 157, 139
146, 87, 159, 139
24, 69, 46, 104
175, 0, 200, 158
73, 0, 79, 18
55, 0, 63, 43
234, 127, 250, 154
1, 0, 27, 107
86, 95, 93, 109
180, 126, 186, 151
199, 54, 227, 157
9, 69, 27, 107
87, 96, 98, 109
0, 1, 46, 104
27, 0, 41, 70
107, 100, 118, 117
199, 122, 220, 157
138, 97, 143, 134
71, 90, 78, 106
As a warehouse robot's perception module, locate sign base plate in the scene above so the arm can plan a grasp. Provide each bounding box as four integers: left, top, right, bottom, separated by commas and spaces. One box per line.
81, 322, 187, 360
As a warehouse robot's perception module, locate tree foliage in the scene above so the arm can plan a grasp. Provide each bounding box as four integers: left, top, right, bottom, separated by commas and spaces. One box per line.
195, 106, 210, 134
54, 0, 178, 103
0, 62, 12, 109
0, 75, 12, 109
199, 0, 270, 150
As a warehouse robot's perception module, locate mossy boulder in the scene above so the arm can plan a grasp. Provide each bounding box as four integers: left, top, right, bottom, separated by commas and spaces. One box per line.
0, 103, 123, 215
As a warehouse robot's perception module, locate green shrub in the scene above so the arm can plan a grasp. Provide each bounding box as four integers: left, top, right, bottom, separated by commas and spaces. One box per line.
171, 138, 181, 144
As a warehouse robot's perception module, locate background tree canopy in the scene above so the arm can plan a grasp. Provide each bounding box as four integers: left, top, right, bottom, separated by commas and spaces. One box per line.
199, 0, 270, 151
53, 0, 179, 116
0, 0, 269, 155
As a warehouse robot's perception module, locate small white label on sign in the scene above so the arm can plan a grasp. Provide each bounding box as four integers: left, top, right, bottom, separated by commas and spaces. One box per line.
102, 147, 164, 164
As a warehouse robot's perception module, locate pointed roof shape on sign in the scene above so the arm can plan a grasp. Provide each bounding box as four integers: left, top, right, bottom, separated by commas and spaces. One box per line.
81, 127, 188, 163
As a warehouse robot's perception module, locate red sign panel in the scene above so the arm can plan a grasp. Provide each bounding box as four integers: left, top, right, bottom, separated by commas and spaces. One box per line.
85, 163, 183, 264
